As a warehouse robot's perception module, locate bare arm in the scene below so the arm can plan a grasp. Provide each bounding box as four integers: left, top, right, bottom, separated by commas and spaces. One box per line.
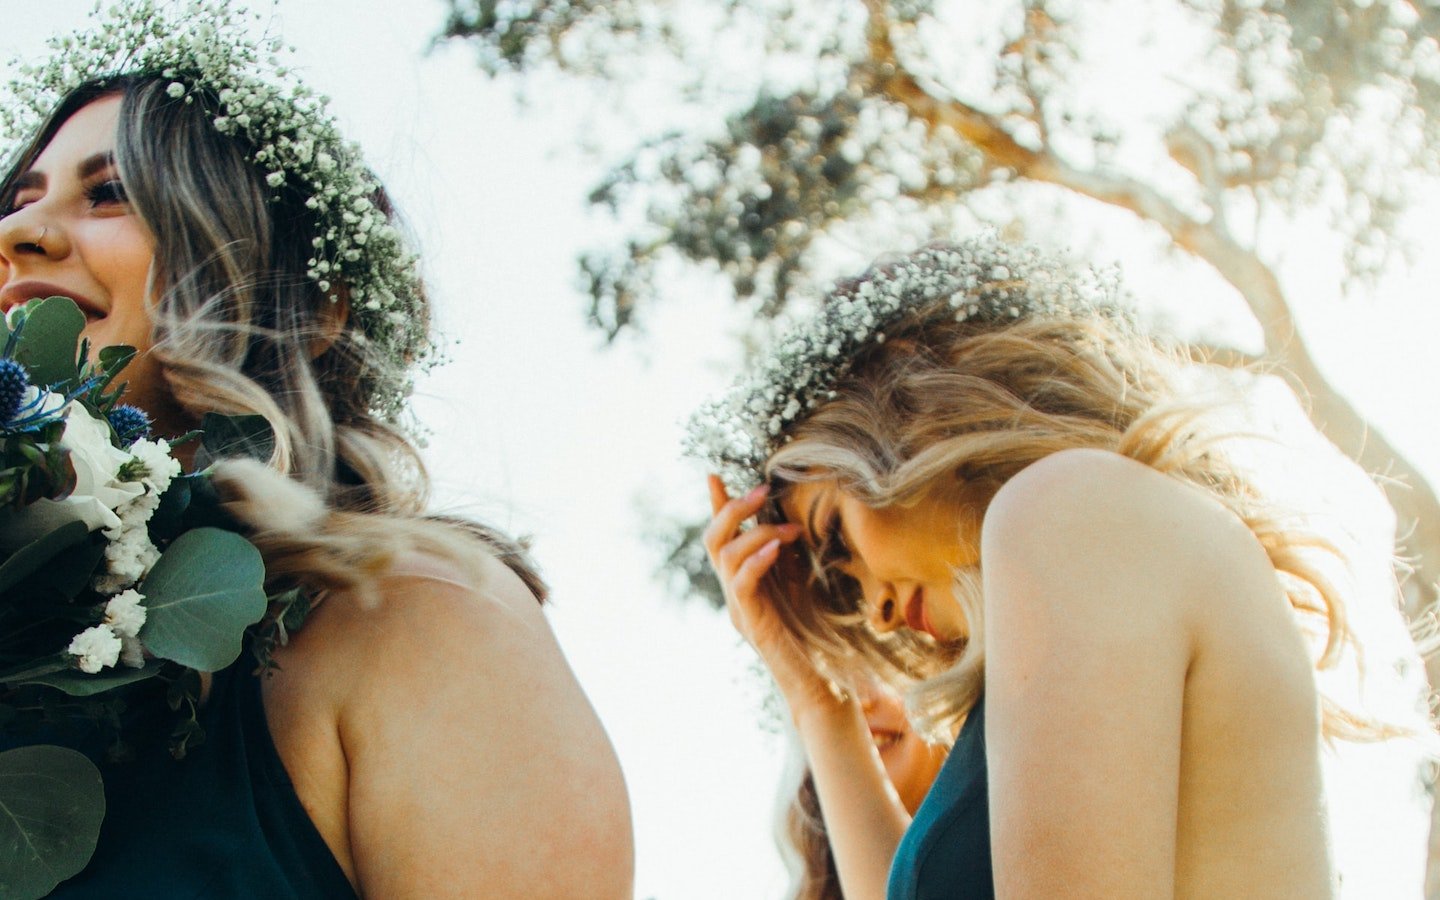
981, 449, 1219, 897
705, 476, 908, 900
336, 556, 633, 898
793, 699, 914, 899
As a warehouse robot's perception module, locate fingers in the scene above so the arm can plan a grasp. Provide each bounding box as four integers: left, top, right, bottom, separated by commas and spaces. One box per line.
703, 481, 770, 557
707, 474, 729, 515
716, 521, 802, 575
729, 537, 782, 608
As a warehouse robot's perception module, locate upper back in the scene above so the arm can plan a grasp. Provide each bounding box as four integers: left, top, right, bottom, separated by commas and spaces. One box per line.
979, 448, 1333, 897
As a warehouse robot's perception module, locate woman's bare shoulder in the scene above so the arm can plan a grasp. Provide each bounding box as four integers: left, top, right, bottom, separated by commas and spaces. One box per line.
980, 448, 1279, 626
280, 547, 633, 896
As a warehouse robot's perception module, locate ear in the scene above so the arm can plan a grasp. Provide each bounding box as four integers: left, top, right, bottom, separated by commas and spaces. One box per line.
308, 286, 350, 359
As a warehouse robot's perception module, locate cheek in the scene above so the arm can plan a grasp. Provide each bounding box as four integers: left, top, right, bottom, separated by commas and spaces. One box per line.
87, 217, 155, 283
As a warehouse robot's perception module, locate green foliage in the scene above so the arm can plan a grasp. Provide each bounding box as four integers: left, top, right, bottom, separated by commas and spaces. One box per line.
0, 746, 105, 900
441, 0, 1440, 610
0, 521, 91, 595
437, 0, 670, 77
16, 661, 164, 697
0, 298, 293, 891
442, 0, 1440, 326
8, 298, 84, 389
193, 413, 275, 470
651, 518, 726, 609
0, 425, 73, 509
138, 528, 268, 672
582, 86, 978, 334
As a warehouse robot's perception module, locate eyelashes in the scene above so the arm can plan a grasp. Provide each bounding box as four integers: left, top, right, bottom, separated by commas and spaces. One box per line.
819, 512, 851, 566
84, 179, 128, 206
0, 178, 129, 217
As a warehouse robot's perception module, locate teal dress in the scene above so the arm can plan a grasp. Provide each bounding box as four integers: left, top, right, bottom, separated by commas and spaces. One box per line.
40, 659, 355, 899
887, 694, 994, 899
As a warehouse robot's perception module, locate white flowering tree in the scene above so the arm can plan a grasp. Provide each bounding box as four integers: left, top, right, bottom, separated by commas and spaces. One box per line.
440, 0, 1440, 878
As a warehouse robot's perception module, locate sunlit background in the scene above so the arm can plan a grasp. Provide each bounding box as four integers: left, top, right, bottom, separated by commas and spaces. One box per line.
7, 3, 1439, 897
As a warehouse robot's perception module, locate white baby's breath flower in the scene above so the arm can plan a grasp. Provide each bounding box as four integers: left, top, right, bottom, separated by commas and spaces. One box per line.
683, 238, 1133, 491
127, 438, 182, 491
68, 624, 123, 674
103, 588, 148, 639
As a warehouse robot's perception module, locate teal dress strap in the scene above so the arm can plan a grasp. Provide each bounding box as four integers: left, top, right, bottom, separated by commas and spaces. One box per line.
887, 693, 994, 899
46, 659, 355, 899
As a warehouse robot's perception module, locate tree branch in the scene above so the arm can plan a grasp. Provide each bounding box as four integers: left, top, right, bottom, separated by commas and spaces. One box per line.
864, 0, 1440, 610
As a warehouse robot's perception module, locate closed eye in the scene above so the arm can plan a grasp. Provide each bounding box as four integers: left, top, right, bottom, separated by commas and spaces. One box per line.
819, 512, 851, 566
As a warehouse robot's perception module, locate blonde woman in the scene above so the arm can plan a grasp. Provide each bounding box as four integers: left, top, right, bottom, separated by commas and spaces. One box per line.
692, 238, 1421, 898
0, 4, 631, 896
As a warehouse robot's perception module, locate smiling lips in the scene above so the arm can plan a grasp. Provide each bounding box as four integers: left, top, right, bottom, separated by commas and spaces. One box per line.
0, 280, 102, 319
869, 727, 903, 750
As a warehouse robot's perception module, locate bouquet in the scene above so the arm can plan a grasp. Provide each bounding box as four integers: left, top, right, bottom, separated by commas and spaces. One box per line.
0, 297, 280, 898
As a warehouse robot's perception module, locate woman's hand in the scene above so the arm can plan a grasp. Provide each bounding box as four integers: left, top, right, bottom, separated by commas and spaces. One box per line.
704, 475, 842, 719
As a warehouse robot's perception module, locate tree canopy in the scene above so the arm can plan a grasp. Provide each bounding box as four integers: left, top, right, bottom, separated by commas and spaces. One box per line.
441, 0, 1437, 608
439, 0, 1439, 882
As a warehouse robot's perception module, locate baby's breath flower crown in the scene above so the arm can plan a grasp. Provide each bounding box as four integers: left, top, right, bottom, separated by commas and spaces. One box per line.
0, 0, 431, 420
684, 238, 1133, 493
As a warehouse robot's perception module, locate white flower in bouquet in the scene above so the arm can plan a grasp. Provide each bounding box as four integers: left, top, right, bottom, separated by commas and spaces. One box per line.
103, 588, 146, 636
128, 439, 182, 489
103, 589, 148, 668
94, 438, 182, 594
0, 391, 144, 550
66, 623, 122, 674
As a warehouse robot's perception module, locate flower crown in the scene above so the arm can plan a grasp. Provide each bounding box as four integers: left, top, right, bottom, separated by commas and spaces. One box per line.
0, 0, 430, 420
684, 238, 1133, 493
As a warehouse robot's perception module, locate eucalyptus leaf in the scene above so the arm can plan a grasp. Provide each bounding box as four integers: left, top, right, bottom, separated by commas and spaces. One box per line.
16, 661, 163, 697
0, 520, 91, 594
31, 533, 106, 599
0, 654, 71, 685
0, 745, 104, 900
146, 474, 194, 541
139, 528, 266, 671
194, 414, 275, 470
10, 297, 85, 389
94, 345, 136, 387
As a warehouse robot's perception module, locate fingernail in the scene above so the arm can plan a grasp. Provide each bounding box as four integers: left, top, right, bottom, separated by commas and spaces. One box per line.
762, 538, 781, 555
745, 484, 770, 501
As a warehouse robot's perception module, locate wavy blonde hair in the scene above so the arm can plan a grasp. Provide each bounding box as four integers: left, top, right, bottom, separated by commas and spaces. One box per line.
760, 256, 1370, 741
0, 77, 543, 606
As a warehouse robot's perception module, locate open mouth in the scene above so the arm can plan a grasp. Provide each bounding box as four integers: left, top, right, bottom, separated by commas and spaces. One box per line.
0, 281, 103, 321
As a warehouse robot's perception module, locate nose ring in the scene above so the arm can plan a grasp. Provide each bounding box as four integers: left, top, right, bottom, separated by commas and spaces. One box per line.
35, 225, 48, 248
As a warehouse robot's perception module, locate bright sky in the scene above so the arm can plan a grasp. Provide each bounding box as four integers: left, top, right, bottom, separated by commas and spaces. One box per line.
7, 3, 1439, 898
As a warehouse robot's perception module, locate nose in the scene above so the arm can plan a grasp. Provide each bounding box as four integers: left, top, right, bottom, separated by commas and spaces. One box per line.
0, 206, 67, 267
865, 580, 902, 634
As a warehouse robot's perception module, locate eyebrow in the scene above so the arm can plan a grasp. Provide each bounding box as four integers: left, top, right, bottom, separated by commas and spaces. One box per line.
9, 151, 117, 194
78, 151, 117, 181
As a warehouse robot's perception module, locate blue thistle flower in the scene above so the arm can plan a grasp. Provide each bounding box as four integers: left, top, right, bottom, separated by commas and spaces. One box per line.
108, 404, 152, 444
0, 358, 30, 425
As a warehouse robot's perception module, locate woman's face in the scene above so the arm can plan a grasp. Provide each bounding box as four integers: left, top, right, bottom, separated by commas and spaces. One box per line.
780, 478, 971, 642
860, 682, 946, 815
0, 95, 176, 431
